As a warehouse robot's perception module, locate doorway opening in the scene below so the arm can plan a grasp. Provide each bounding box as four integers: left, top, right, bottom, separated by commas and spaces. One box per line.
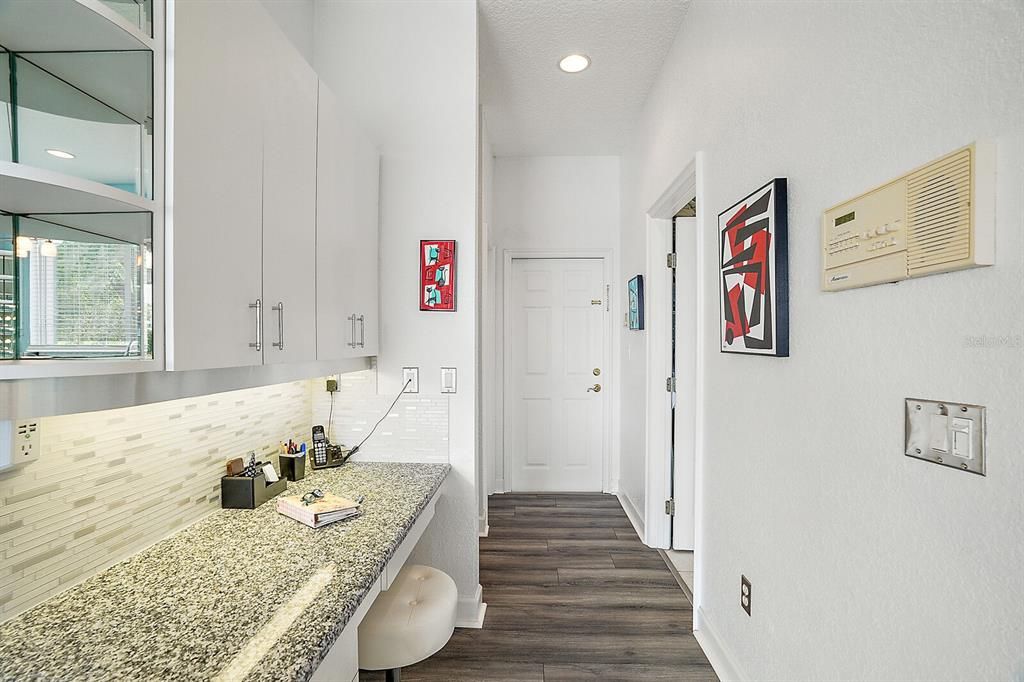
665, 198, 697, 596
641, 154, 705, 616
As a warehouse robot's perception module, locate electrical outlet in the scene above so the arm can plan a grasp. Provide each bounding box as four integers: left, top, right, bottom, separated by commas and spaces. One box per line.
402, 367, 419, 393
325, 377, 338, 393
741, 575, 752, 616
1, 420, 41, 472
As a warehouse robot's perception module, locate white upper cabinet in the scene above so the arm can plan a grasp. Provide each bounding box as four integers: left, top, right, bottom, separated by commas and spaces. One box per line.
260, 27, 318, 365
170, 0, 263, 371
315, 84, 380, 360
171, 2, 379, 372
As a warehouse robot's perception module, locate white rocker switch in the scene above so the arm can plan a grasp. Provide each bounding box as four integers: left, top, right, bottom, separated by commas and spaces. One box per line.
440, 367, 457, 394
951, 417, 973, 459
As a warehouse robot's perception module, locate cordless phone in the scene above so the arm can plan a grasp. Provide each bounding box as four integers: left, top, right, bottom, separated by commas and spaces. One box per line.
311, 425, 328, 468
310, 425, 350, 469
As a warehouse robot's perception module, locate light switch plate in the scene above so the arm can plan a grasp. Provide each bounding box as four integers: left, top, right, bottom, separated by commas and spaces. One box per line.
905, 398, 986, 475
402, 367, 419, 393
440, 367, 457, 394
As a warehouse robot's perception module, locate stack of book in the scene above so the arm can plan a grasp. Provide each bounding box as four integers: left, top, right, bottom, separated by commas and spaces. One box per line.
276, 492, 361, 528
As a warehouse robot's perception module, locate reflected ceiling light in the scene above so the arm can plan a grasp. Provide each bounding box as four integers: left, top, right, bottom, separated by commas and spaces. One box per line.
41, 240, 58, 258
558, 54, 590, 73
45, 148, 75, 159
15, 236, 32, 258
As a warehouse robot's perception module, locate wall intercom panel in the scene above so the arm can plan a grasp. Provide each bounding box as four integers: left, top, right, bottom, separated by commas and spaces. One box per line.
822, 142, 994, 291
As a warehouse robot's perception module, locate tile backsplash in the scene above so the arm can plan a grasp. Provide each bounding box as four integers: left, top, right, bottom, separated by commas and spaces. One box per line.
311, 370, 449, 463
0, 380, 311, 622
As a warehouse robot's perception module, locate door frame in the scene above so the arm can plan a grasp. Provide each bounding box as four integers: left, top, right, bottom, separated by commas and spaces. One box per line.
499, 249, 615, 493
642, 153, 707, 602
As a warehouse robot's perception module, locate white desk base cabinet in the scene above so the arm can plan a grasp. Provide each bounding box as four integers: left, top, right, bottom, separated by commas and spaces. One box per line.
311, 495, 438, 682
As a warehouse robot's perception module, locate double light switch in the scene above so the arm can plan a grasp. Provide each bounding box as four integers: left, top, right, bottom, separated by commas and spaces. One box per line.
906, 399, 986, 475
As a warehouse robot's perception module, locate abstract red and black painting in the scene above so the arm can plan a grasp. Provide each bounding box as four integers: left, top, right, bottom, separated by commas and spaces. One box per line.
718, 179, 789, 356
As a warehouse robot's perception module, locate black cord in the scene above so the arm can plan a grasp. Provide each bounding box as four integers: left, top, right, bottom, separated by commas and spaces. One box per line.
327, 390, 335, 441
350, 379, 411, 456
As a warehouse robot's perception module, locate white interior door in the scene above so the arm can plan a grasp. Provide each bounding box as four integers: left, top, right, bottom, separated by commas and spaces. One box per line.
507, 258, 606, 492
672, 217, 697, 550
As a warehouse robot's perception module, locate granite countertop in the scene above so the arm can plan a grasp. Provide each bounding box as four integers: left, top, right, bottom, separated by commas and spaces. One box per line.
0, 461, 450, 682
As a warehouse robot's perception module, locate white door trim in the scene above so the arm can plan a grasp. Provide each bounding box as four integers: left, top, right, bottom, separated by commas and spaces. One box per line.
643, 153, 707, 612
500, 248, 615, 494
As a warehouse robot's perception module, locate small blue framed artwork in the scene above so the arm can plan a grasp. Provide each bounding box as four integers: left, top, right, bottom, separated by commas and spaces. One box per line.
627, 275, 644, 330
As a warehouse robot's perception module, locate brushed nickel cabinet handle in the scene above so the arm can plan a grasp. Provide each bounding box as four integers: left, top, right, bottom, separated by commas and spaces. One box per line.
249, 299, 262, 351
272, 302, 284, 350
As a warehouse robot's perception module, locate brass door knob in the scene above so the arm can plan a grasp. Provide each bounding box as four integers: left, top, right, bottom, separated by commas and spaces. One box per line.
587, 384, 602, 393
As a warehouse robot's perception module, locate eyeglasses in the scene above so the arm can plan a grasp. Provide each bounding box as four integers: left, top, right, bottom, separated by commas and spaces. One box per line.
301, 489, 325, 505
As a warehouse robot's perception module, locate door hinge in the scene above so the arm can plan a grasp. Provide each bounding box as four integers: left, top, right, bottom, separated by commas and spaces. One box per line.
665, 499, 675, 515
666, 253, 677, 269
666, 376, 676, 392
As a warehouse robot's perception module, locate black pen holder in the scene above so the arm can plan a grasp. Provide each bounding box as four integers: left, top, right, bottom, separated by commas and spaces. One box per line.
279, 454, 306, 482
221, 471, 287, 509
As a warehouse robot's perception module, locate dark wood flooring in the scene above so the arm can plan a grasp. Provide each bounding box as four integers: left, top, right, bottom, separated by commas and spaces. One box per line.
362, 493, 718, 681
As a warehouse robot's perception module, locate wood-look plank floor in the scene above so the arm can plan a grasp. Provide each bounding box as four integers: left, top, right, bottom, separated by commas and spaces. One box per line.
361, 493, 718, 681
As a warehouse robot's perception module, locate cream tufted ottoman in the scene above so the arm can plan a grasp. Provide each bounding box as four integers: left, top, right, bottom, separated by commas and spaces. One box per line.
358, 564, 458, 681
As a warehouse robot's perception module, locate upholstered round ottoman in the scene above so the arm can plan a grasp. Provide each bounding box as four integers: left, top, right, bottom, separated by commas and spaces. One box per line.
358, 564, 458, 681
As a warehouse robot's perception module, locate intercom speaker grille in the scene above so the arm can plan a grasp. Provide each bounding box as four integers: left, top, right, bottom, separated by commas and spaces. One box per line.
906, 147, 973, 275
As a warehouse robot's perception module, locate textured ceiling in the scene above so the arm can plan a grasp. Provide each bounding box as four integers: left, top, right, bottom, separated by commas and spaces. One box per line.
479, 0, 689, 156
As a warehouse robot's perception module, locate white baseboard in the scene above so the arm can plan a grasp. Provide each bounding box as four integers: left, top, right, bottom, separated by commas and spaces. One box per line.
456, 584, 487, 629
617, 492, 645, 541
478, 522, 489, 538
693, 606, 747, 682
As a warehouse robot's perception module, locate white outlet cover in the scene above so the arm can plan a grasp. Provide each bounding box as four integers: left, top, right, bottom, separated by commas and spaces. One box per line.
402, 367, 419, 393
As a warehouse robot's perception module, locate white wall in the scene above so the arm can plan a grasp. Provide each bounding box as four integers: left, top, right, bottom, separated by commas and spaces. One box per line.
490, 156, 621, 492
313, 0, 481, 623
619, 1, 1024, 679
258, 0, 314, 65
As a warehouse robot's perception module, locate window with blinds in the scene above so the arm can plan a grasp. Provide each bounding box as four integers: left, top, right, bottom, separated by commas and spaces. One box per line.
1, 212, 153, 361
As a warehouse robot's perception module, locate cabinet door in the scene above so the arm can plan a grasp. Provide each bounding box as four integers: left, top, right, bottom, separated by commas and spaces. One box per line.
315, 84, 379, 359
170, 0, 264, 371
350, 124, 380, 356
261, 25, 318, 365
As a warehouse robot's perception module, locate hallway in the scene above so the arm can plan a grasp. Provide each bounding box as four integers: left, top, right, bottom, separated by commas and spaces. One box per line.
364, 493, 717, 681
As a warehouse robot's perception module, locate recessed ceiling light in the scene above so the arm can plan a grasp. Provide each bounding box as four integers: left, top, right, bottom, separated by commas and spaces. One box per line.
558, 54, 590, 73
45, 148, 75, 159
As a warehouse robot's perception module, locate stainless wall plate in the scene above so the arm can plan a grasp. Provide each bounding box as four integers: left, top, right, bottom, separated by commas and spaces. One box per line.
905, 398, 986, 476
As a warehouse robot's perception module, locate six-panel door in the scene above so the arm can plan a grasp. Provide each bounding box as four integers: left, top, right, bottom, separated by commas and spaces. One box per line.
507, 258, 606, 492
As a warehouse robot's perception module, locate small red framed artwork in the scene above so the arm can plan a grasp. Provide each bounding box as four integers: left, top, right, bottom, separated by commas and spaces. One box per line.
419, 240, 457, 312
